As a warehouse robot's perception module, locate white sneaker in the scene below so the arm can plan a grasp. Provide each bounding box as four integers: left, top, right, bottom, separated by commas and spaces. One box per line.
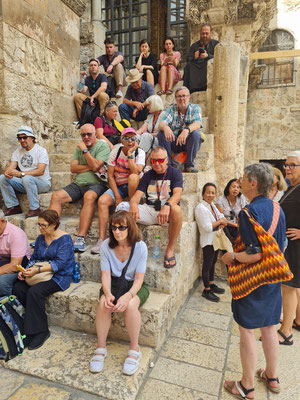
122, 348, 142, 375
89, 347, 107, 373
91, 238, 103, 254
116, 90, 123, 98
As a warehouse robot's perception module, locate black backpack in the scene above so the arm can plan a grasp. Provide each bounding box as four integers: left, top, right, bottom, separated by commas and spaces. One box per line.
77, 97, 100, 128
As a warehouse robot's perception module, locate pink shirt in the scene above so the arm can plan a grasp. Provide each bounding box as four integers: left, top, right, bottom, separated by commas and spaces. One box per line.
0, 222, 31, 265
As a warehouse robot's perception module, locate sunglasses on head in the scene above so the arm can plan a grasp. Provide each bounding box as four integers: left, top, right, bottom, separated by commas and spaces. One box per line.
81, 132, 94, 137
106, 100, 117, 108
111, 225, 128, 231
150, 157, 167, 164
122, 136, 137, 142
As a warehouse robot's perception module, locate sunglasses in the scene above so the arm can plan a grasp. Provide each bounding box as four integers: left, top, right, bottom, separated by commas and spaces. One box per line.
283, 163, 300, 170
17, 136, 28, 141
81, 132, 94, 137
151, 157, 167, 164
111, 225, 128, 231
229, 210, 235, 220
122, 136, 137, 142
106, 101, 117, 107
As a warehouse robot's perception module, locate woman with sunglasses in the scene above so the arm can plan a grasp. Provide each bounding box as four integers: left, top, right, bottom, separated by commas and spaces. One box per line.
135, 39, 159, 87
13, 210, 74, 350
216, 178, 247, 243
90, 210, 149, 375
94, 101, 122, 150
157, 38, 181, 95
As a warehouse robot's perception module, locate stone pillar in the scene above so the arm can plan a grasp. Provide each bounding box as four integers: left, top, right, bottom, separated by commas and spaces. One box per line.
209, 41, 241, 188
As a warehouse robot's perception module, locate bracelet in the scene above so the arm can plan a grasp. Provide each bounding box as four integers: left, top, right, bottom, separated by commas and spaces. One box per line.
36, 265, 41, 273
129, 291, 134, 298
232, 253, 236, 261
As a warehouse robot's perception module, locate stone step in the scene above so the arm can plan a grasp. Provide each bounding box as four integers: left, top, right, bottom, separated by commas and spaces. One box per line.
3, 326, 154, 400
46, 281, 172, 349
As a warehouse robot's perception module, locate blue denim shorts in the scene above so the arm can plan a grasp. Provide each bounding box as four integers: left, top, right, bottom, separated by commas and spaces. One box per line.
105, 184, 128, 203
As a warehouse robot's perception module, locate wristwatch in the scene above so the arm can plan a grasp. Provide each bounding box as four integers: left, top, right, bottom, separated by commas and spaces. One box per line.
185, 127, 191, 134
127, 155, 134, 159
21, 172, 25, 177
164, 201, 172, 208
82, 149, 88, 154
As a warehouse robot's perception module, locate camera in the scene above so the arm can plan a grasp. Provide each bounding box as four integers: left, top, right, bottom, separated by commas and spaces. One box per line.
199, 47, 206, 54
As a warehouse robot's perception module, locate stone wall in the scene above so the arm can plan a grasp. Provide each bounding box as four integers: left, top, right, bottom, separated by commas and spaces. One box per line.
0, 0, 86, 172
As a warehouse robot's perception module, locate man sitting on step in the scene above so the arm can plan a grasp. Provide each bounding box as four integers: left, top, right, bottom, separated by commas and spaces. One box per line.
74, 58, 109, 118
0, 125, 51, 218
91, 127, 145, 254
117, 146, 183, 268
0, 209, 31, 296
157, 86, 203, 173
49, 124, 110, 252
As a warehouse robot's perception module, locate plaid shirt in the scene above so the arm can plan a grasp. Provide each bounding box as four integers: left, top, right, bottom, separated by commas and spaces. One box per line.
162, 103, 202, 138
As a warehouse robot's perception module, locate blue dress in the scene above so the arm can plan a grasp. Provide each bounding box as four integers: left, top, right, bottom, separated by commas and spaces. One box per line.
232, 195, 286, 329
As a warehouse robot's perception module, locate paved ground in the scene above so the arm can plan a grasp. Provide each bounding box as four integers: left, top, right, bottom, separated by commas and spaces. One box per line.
1, 279, 299, 399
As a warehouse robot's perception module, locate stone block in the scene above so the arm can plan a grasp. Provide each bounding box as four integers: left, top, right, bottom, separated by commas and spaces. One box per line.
50, 172, 73, 191
0, 114, 25, 171
0, 369, 25, 400
207, 8, 225, 25
47, 0, 80, 42
180, 193, 200, 222
51, 92, 78, 126
49, 154, 73, 172
235, 24, 251, 42
2, 23, 26, 74
55, 138, 78, 154
194, 133, 214, 171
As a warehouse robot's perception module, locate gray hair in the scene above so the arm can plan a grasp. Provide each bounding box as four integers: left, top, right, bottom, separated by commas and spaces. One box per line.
287, 150, 300, 163
0, 209, 5, 219
151, 146, 167, 156
244, 163, 274, 196
175, 86, 190, 96
146, 95, 164, 113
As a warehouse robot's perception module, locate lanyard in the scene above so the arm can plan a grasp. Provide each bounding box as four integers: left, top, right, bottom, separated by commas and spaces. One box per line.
156, 171, 167, 200
210, 204, 218, 221
151, 112, 161, 133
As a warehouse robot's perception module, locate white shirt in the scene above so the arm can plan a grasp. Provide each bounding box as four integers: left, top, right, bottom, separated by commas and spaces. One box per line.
11, 144, 51, 184
195, 200, 224, 248
144, 111, 166, 134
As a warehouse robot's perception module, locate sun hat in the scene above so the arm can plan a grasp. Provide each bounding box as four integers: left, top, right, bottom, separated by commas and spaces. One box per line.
125, 68, 143, 83
17, 125, 35, 138
121, 127, 137, 136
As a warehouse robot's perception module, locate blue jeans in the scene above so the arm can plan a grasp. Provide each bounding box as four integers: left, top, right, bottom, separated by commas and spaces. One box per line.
119, 104, 149, 122
0, 272, 18, 297
157, 129, 202, 168
0, 175, 51, 210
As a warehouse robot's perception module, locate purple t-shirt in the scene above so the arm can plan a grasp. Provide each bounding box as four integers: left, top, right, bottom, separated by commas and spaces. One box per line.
137, 166, 183, 206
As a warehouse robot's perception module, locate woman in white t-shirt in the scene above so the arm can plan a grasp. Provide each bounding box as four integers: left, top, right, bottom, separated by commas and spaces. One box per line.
195, 183, 228, 302
90, 211, 149, 376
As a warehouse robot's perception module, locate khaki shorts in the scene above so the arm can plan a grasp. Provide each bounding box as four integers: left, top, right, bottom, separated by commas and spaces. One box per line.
116, 202, 162, 225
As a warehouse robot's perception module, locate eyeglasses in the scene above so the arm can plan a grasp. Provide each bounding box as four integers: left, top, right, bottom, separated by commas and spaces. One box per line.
111, 225, 128, 231
283, 163, 300, 170
176, 95, 189, 99
150, 157, 167, 164
17, 136, 28, 141
36, 223, 49, 229
122, 136, 137, 142
229, 210, 235, 220
81, 132, 94, 137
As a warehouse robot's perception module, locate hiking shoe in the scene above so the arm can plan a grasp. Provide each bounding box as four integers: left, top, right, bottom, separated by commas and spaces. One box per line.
91, 238, 103, 254
184, 166, 198, 173
202, 289, 220, 302
116, 90, 123, 98
210, 283, 225, 294
74, 236, 86, 252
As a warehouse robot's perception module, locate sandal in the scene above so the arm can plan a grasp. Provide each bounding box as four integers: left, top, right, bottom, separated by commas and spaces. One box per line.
89, 347, 107, 373
164, 255, 176, 269
257, 368, 280, 394
293, 319, 300, 331
278, 329, 293, 345
224, 380, 254, 399
123, 348, 141, 375
166, 89, 173, 95
157, 90, 165, 95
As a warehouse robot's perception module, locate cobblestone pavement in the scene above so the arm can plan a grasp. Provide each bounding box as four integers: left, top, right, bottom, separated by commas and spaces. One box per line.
1, 279, 299, 400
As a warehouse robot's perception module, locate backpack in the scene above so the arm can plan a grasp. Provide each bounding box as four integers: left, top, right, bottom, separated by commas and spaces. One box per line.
0, 295, 27, 361
77, 97, 100, 128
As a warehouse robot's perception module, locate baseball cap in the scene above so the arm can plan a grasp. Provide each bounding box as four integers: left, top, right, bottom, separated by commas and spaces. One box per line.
121, 127, 137, 136
17, 125, 35, 138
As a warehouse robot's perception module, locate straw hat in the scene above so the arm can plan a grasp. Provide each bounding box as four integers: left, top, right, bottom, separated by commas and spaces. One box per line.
126, 68, 143, 83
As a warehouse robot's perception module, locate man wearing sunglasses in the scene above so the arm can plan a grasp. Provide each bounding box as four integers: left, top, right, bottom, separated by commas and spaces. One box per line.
158, 86, 203, 173
117, 146, 183, 268
74, 58, 109, 117
49, 124, 110, 252
91, 127, 145, 254
0, 126, 51, 218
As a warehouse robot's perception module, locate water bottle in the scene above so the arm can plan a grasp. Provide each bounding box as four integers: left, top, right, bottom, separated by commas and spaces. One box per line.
153, 235, 160, 258
77, 75, 86, 92
73, 262, 80, 283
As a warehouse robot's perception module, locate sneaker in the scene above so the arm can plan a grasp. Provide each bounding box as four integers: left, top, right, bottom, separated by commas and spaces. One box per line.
91, 238, 103, 254
202, 289, 220, 302
210, 283, 225, 294
90, 348, 107, 373
74, 236, 86, 252
116, 90, 123, 98
123, 348, 142, 375
184, 166, 199, 173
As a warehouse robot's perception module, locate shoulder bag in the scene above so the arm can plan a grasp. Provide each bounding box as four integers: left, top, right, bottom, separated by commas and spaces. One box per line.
25, 262, 53, 287
228, 202, 293, 300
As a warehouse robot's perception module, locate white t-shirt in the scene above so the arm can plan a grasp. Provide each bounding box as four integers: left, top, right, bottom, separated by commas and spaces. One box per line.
11, 144, 51, 184
108, 144, 145, 186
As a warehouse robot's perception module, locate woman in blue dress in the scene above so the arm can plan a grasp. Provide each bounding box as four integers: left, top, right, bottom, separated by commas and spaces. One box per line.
13, 210, 74, 350
222, 163, 285, 399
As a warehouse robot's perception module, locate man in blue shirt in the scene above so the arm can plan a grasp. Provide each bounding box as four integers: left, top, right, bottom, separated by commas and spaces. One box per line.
119, 69, 154, 122
158, 86, 203, 173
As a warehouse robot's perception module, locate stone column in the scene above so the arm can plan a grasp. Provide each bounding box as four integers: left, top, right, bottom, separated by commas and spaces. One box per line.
209, 41, 241, 188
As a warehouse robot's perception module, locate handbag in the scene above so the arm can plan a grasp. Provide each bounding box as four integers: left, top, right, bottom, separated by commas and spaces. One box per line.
111, 243, 136, 305
228, 202, 293, 300
25, 262, 53, 287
